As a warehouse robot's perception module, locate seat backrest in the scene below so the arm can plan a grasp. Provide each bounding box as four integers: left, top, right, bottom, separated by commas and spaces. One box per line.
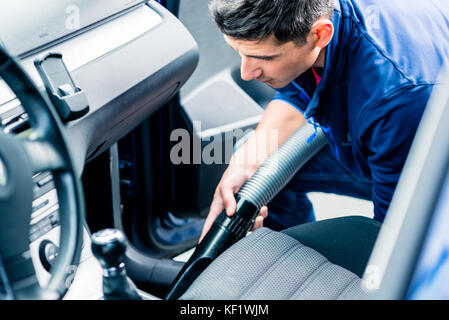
362, 65, 449, 299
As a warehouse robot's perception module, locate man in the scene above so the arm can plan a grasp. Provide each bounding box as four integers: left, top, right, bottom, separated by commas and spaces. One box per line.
200, 0, 449, 241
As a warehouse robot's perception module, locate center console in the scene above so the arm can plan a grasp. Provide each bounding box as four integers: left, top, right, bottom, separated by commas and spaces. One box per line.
28, 173, 104, 299
28, 173, 160, 300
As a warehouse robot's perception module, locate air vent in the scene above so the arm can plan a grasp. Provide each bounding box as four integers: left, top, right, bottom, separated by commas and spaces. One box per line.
0, 98, 30, 134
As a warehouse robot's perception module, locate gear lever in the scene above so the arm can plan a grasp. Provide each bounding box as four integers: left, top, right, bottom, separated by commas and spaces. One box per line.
91, 229, 141, 300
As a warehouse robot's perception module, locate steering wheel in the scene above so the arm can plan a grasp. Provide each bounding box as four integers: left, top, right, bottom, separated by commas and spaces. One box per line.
0, 45, 84, 299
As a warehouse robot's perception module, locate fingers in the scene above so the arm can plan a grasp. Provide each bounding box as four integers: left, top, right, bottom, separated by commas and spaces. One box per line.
208, 192, 225, 219
199, 184, 237, 243
199, 193, 224, 243
201, 203, 269, 243
199, 218, 212, 243
252, 215, 264, 230
221, 182, 237, 217
259, 206, 268, 219
251, 206, 269, 231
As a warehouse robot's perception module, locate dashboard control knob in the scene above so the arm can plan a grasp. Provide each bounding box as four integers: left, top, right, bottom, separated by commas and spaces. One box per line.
39, 239, 59, 272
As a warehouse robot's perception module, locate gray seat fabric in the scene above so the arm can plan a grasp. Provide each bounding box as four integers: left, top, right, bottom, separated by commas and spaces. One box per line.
180, 227, 369, 300
283, 216, 380, 278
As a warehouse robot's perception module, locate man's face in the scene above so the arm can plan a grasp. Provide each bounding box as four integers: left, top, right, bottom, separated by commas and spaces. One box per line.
224, 34, 321, 88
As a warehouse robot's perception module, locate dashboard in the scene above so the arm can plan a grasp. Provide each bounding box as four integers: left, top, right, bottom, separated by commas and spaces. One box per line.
0, 1, 198, 299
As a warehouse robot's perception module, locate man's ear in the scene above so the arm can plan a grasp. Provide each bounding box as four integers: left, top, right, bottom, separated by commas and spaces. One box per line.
310, 18, 334, 48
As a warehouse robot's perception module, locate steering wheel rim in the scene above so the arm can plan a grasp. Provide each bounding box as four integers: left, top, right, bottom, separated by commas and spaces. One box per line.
0, 45, 84, 299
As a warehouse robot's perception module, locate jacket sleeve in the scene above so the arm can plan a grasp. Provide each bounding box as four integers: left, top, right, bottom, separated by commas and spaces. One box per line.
356, 85, 431, 221
271, 90, 308, 113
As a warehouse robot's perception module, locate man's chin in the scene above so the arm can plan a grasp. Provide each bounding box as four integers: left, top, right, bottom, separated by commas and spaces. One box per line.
261, 80, 287, 88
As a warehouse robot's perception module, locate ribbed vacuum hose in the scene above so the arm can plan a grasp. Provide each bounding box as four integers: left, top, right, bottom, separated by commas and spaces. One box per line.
166, 123, 327, 300
238, 122, 327, 209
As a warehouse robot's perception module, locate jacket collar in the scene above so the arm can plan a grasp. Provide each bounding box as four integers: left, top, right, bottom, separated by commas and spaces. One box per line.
304, 1, 342, 121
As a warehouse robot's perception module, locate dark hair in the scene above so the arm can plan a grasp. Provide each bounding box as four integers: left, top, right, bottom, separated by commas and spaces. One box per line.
209, 0, 334, 45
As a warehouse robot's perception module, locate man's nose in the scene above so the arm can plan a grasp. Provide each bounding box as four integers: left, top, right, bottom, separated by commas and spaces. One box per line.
240, 57, 262, 81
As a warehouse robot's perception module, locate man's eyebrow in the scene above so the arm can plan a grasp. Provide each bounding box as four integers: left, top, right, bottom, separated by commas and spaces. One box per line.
223, 39, 281, 60
244, 53, 281, 60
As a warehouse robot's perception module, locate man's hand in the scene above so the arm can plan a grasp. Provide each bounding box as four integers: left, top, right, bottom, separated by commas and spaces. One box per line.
199, 163, 260, 243
198, 100, 306, 243
199, 171, 269, 242
252, 206, 269, 230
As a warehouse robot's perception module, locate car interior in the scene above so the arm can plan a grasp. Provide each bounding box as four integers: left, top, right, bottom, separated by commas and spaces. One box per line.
0, 0, 448, 300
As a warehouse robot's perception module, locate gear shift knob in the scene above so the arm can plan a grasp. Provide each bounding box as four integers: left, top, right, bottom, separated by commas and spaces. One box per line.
91, 228, 141, 300
91, 228, 127, 270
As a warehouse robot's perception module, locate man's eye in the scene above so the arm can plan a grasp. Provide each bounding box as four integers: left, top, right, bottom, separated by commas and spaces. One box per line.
259, 56, 274, 61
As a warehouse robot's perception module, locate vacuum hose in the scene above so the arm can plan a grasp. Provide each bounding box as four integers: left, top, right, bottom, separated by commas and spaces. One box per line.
165, 122, 327, 300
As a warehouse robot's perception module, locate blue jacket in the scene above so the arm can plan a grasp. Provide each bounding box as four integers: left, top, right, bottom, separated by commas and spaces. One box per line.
273, 0, 449, 221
